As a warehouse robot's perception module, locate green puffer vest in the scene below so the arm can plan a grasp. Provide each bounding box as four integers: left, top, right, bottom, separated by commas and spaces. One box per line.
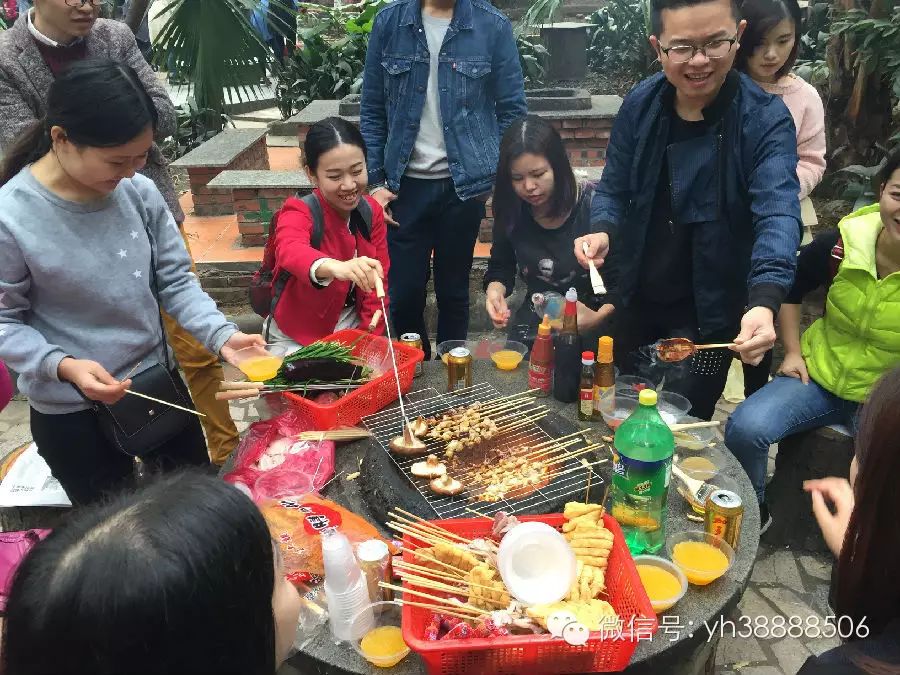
802, 204, 900, 402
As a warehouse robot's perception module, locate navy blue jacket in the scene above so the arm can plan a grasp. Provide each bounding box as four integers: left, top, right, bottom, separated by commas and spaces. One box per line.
360, 0, 527, 200
592, 71, 802, 335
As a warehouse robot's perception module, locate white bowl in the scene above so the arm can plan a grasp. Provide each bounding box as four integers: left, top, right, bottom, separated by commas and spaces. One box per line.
497, 522, 576, 607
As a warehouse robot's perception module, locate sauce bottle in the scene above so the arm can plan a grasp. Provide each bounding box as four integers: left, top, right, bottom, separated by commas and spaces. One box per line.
552, 288, 581, 403
578, 351, 595, 420
592, 336, 615, 419
528, 314, 554, 397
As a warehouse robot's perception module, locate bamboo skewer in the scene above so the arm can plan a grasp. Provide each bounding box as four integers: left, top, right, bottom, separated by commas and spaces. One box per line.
396, 600, 483, 621
395, 571, 507, 604
393, 559, 466, 581
294, 429, 372, 442
124, 390, 206, 417
378, 582, 484, 614
390, 508, 472, 545
388, 522, 486, 556
465, 507, 494, 520
411, 549, 483, 576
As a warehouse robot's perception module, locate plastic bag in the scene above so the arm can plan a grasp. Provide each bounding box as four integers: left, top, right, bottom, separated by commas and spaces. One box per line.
258, 492, 398, 584
223, 410, 335, 501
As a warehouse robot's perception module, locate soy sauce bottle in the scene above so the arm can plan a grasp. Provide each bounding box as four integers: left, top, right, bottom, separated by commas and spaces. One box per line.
552, 288, 581, 403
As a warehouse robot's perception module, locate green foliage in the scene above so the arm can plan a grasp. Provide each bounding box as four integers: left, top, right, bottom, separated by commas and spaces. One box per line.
345, 0, 391, 34
153, 0, 283, 115
160, 102, 232, 162
275, 28, 368, 118
830, 6, 900, 100
794, 1, 830, 86
519, 0, 563, 30
517, 34, 549, 87
586, 0, 657, 89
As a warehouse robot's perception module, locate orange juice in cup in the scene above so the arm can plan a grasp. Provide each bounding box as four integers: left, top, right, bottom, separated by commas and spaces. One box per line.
232, 344, 290, 382
668, 531, 734, 586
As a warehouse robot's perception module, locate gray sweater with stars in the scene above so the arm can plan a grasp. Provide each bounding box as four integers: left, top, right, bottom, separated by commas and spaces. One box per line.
0, 168, 237, 414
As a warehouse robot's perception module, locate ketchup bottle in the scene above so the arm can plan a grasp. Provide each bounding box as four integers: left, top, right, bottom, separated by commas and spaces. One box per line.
528, 314, 554, 397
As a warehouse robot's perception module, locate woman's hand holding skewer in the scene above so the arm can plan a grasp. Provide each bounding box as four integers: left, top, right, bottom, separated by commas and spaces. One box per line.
58, 357, 131, 405
316, 257, 384, 293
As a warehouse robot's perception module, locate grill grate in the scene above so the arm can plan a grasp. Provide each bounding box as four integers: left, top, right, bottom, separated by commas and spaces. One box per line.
362, 383, 608, 520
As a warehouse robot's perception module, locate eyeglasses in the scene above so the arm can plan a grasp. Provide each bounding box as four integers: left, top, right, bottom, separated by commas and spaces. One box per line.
64, 0, 108, 7
659, 36, 737, 63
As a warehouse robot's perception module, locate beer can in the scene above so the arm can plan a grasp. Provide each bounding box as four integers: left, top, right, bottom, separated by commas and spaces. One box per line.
400, 333, 424, 377
447, 347, 473, 393
704, 489, 744, 550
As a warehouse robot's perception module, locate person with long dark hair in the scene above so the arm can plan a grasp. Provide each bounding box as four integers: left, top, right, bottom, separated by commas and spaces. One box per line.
733, 0, 826, 398
725, 148, 900, 529
266, 116, 390, 349
484, 116, 617, 348
2, 471, 303, 674
0, 60, 263, 505
796, 366, 900, 670
0, 0, 243, 466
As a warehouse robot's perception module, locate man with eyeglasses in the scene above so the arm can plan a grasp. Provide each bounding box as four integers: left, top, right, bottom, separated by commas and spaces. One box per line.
573, 0, 801, 420
0, 0, 244, 465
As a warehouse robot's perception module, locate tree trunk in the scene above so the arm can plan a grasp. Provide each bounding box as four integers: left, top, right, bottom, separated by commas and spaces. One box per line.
125, 0, 153, 34
824, 0, 894, 168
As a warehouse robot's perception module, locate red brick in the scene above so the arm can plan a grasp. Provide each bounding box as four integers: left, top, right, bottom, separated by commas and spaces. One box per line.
234, 198, 261, 212
232, 188, 257, 199
549, 119, 564, 129
238, 223, 266, 235
562, 119, 583, 128
258, 188, 293, 199
241, 233, 267, 247
574, 128, 595, 139
559, 129, 576, 139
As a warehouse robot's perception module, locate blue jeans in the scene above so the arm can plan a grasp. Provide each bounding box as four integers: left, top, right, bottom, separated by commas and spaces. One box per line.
387, 176, 484, 360
724, 375, 859, 504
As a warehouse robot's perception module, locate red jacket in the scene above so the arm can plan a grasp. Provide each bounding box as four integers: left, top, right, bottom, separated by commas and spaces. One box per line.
273, 190, 390, 345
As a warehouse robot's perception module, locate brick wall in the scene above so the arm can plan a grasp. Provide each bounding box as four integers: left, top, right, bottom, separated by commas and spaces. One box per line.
235, 184, 314, 246
189, 138, 271, 217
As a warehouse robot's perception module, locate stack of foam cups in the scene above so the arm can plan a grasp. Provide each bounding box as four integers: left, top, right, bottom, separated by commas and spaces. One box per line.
322, 528, 376, 642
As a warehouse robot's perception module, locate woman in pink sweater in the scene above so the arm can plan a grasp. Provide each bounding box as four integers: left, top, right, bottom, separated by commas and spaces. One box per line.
733, 0, 827, 397
736, 0, 826, 246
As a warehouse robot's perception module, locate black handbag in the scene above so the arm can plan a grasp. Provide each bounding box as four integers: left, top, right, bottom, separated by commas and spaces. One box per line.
89, 224, 195, 459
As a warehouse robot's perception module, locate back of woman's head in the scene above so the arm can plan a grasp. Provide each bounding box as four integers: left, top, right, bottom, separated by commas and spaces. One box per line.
734, 0, 802, 76
493, 115, 576, 230
304, 116, 367, 172
0, 58, 158, 186
836, 366, 900, 637
3, 471, 277, 675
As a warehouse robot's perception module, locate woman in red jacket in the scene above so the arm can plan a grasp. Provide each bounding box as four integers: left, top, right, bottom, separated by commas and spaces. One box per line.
268, 118, 389, 348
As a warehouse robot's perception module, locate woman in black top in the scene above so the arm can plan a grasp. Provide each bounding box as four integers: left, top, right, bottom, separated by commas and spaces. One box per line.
484, 116, 618, 350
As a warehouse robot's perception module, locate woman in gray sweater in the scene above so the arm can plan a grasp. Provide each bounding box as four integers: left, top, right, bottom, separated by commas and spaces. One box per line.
0, 60, 263, 505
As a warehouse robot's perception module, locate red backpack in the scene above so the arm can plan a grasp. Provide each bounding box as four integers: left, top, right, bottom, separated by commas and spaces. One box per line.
248, 193, 373, 320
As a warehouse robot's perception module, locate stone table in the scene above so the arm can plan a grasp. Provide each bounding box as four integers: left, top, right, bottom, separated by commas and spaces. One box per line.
283, 361, 759, 675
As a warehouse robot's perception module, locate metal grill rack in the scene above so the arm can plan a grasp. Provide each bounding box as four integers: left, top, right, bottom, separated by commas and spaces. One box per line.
362, 383, 607, 520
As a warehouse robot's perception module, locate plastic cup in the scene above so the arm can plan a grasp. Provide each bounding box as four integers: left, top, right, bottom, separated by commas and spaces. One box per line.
351, 601, 410, 668
488, 340, 528, 371
633, 555, 688, 613
497, 521, 576, 606
228, 343, 293, 382
667, 530, 735, 586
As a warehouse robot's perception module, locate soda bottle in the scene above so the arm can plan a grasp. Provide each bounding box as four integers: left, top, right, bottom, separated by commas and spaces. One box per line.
610, 389, 674, 555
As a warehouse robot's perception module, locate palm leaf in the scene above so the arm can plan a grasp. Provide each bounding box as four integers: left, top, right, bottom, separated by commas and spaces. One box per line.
154, 0, 294, 114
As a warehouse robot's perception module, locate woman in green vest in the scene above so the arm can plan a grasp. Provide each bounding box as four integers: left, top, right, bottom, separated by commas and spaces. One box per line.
725, 149, 900, 527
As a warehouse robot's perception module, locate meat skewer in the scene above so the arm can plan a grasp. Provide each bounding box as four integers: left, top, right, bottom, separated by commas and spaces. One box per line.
656, 337, 736, 363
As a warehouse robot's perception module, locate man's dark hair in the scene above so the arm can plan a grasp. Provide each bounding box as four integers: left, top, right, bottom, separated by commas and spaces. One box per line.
877, 146, 900, 188
651, 0, 742, 37
734, 0, 802, 78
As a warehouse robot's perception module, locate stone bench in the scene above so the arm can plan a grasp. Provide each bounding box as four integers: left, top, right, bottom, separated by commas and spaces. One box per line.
171, 129, 270, 216
206, 170, 313, 247
764, 425, 854, 552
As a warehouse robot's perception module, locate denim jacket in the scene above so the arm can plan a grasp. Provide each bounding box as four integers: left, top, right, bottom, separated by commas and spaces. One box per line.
360, 0, 527, 200
592, 71, 802, 336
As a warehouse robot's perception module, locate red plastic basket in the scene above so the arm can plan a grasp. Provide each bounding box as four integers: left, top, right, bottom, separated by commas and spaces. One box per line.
401, 513, 658, 675
281, 329, 423, 430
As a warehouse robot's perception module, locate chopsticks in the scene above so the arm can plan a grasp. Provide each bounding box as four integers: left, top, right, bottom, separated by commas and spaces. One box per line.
214, 382, 364, 401
669, 420, 721, 432
294, 429, 372, 442
124, 390, 206, 417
